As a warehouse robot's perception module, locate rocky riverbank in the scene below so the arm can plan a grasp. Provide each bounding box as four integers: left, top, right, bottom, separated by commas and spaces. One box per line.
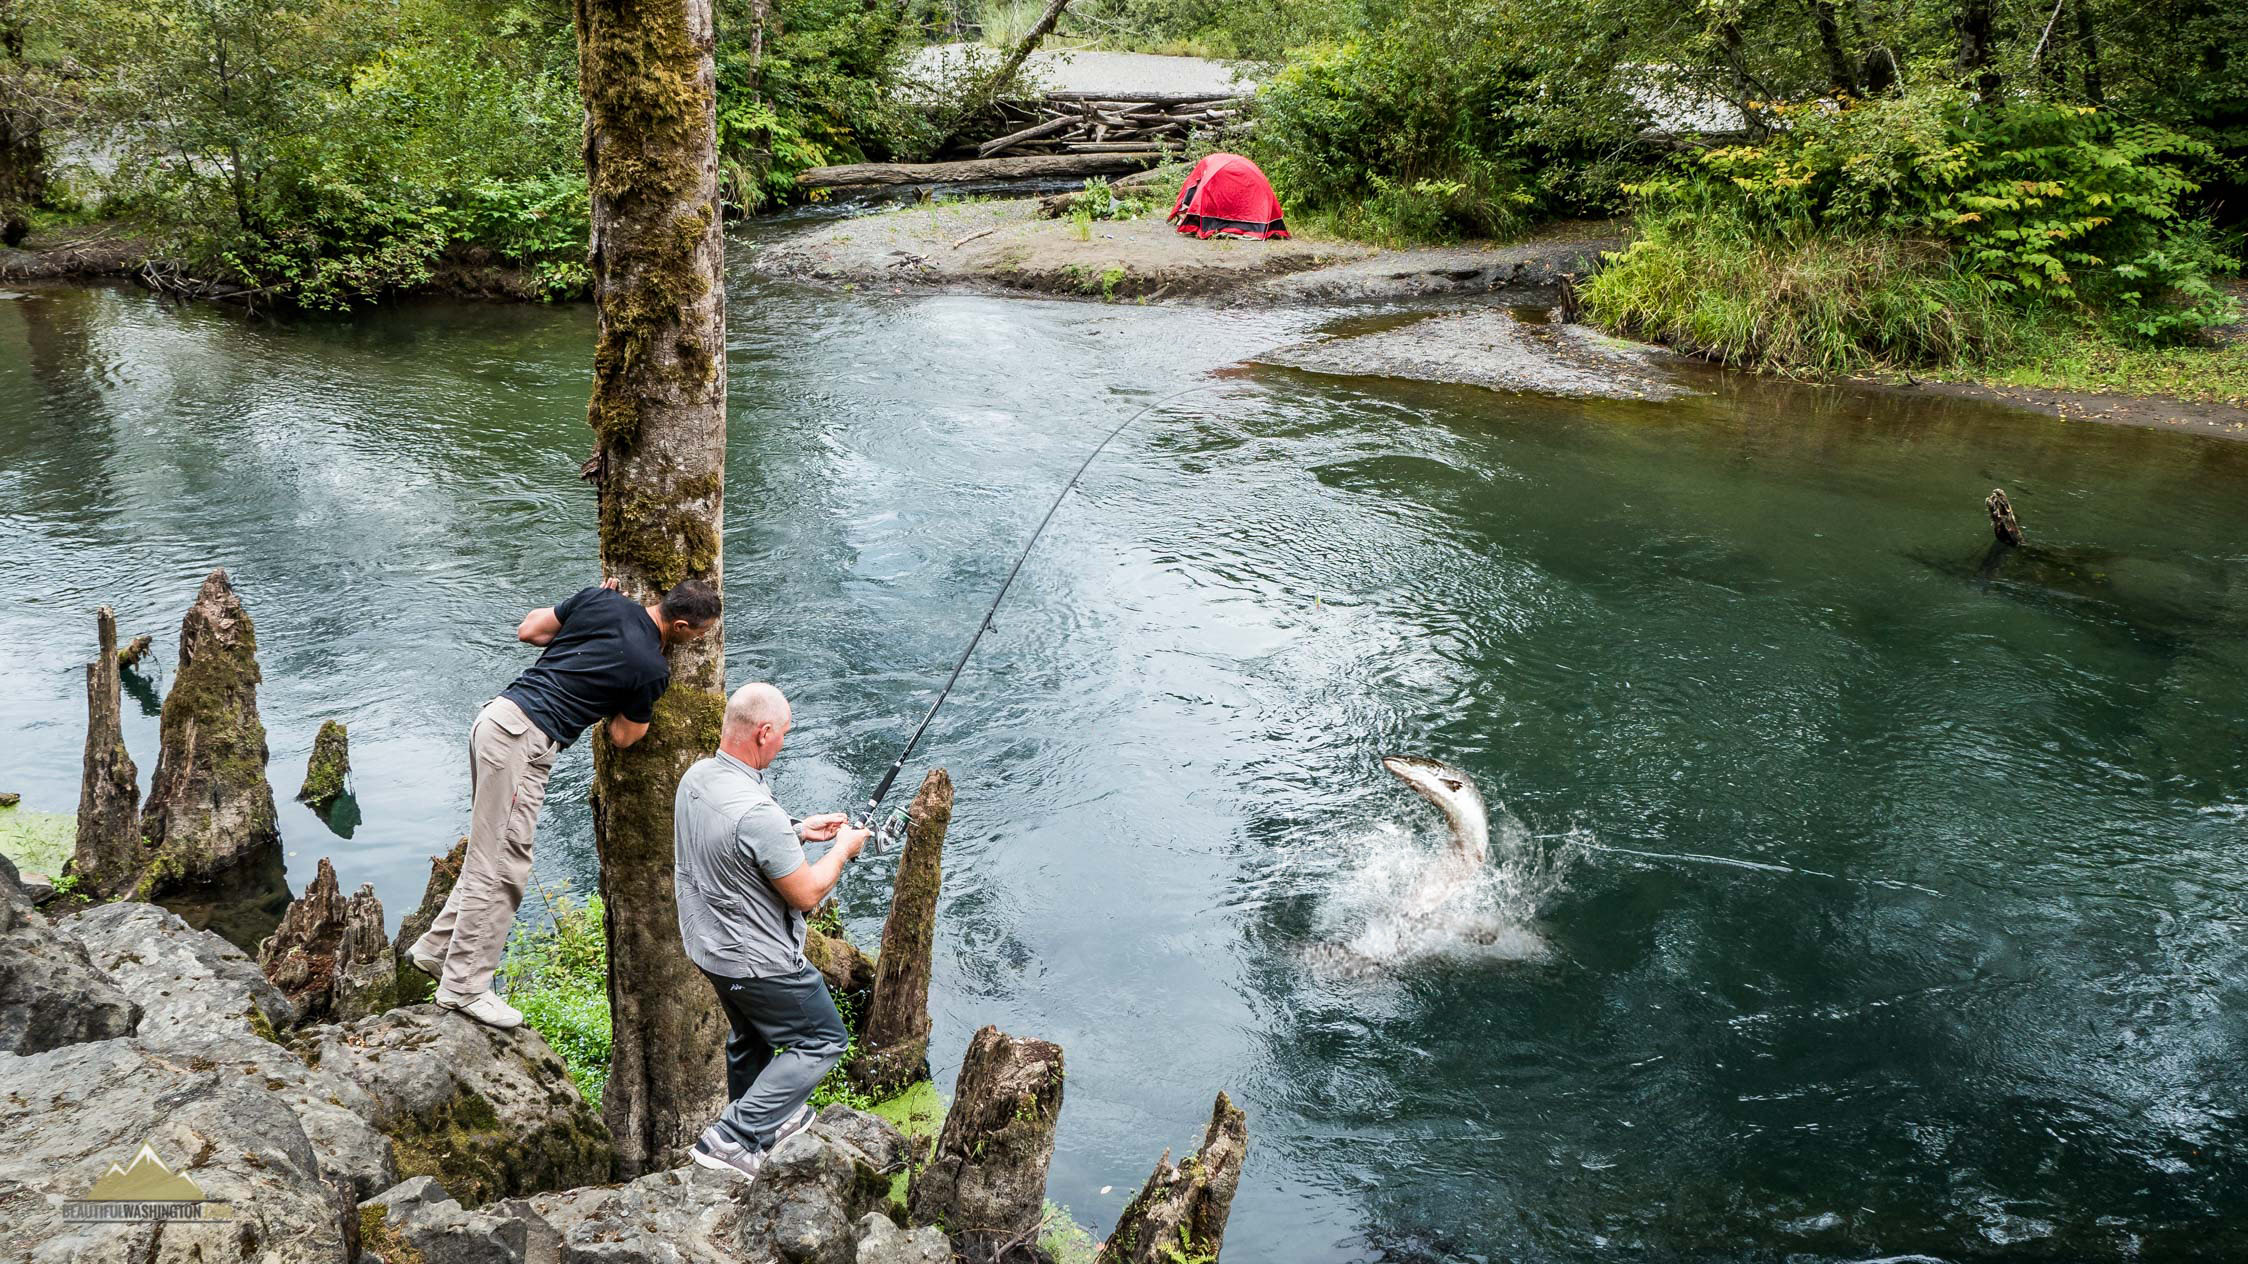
751, 195, 1624, 306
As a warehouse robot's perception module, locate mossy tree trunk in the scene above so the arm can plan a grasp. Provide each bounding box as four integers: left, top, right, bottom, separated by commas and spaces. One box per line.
0, 0, 46, 246
74, 606, 140, 898
850, 767, 951, 1095
573, 0, 731, 1177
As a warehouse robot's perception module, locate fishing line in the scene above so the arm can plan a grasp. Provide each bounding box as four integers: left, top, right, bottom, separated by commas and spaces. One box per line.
853, 380, 1230, 842
1535, 833, 1939, 895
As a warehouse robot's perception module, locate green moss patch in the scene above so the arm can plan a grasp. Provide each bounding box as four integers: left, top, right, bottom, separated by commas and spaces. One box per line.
0, 802, 75, 878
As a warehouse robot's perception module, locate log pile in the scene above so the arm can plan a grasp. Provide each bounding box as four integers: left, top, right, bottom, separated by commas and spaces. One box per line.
974, 93, 1244, 159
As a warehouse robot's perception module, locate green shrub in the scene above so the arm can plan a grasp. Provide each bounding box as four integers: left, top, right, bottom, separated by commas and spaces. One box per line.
499, 892, 612, 1107
1584, 205, 2015, 375
1630, 89, 2240, 342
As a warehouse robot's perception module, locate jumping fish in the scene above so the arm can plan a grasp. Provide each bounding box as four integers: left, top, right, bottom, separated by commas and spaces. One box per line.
1380, 755, 1489, 865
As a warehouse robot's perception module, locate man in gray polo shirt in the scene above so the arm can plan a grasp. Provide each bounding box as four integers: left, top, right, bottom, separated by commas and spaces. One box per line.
675, 680, 869, 1180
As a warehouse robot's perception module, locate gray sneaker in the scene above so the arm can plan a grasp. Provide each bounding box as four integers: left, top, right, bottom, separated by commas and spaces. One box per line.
689, 1127, 764, 1181
771, 1103, 816, 1148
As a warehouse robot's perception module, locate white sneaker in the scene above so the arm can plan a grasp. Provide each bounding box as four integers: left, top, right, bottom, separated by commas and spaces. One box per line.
409, 946, 444, 978
690, 1127, 765, 1181
435, 987, 523, 1029
771, 1102, 817, 1148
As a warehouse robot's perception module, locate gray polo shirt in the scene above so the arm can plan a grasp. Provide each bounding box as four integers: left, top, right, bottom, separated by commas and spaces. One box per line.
673, 751, 810, 979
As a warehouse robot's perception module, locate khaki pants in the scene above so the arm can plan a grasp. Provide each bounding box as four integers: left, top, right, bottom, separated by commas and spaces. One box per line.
413, 697, 558, 996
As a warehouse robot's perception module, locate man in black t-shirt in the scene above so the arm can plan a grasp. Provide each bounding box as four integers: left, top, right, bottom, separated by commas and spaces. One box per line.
409, 578, 722, 1028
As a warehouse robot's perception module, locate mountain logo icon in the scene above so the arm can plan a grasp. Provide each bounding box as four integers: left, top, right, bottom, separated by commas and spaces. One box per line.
62, 1141, 231, 1222
85, 1142, 207, 1202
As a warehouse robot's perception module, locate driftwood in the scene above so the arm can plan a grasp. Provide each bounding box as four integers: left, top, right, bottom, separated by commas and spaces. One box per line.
1097, 1092, 1250, 1264
74, 606, 141, 898
966, 95, 1244, 160
796, 152, 1162, 189
909, 1025, 1065, 1263
850, 769, 951, 1094
977, 114, 1077, 157
1987, 488, 2024, 545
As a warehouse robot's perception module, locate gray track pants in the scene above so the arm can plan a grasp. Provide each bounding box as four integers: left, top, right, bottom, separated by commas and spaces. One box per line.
702, 961, 849, 1150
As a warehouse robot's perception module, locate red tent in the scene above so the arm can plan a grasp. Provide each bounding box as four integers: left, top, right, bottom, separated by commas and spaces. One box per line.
1167, 153, 1289, 240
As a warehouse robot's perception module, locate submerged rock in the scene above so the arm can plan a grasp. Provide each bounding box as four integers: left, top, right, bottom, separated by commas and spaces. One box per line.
908, 1025, 1065, 1262
135, 569, 282, 900
74, 606, 142, 899
296, 719, 350, 813
259, 857, 398, 1024
0, 853, 140, 1052
1097, 1091, 1249, 1264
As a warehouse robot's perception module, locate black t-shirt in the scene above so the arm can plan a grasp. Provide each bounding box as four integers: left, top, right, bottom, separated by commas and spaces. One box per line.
501, 587, 671, 746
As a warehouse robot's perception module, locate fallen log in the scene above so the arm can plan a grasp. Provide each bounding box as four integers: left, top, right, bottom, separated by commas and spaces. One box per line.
797, 152, 1162, 189
977, 114, 1078, 157
1062, 142, 1167, 154
1044, 90, 1244, 105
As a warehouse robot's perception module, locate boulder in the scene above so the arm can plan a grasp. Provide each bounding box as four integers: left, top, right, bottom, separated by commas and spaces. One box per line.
1096, 1092, 1249, 1264
299, 1004, 614, 1206
391, 838, 468, 1007
736, 1108, 907, 1264
361, 1175, 530, 1264
259, 857, 397, 1024
64, 899, 296, 1043
0, 1035, 354, 1263
908, 1026, 1065, 1262
296, 720, 351, 813
0, 854, 140, 1052
850, 768, 950, 1094
854, 1213, 953, 1264
507, 1164, 749, 1263
74, 605, 143, 898
135, 569, 282, 899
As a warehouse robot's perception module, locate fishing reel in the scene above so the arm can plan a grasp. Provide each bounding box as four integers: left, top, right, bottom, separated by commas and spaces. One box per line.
854, 804, 912, 856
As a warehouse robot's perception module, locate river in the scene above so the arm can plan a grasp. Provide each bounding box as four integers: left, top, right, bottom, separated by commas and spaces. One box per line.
3, 237, 2246, 1260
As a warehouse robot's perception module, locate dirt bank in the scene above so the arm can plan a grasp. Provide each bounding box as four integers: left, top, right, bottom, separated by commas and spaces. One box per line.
751, 196, 1622, 304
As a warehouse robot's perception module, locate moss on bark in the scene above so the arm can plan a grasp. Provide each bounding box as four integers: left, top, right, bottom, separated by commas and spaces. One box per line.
296, 720, 351, 811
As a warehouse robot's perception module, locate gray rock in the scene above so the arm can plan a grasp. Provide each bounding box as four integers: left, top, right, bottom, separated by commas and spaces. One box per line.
0, 1036, 353, 1263
0, 855, 141, 1053
813, 1105, 909, 1175
361, 1175, 530, 1264
516, 1163, 749, 1264
63, 899, 295, 1042
853, 1213, 951, 1264
299, 1004, 613, 1206
737, 1115, 900, 1264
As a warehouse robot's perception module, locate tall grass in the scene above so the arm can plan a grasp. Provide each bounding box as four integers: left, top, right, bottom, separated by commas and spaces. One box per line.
1582, 209, 2015, 376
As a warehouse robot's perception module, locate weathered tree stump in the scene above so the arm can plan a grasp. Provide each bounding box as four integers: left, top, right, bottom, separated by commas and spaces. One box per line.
259, 856, 396, 1024
135, 569, 281, 899
74, 606, 142, 898
1097, 1092, 1249, 1264
389, 837, 468, 1005
909, 1025, 1065, 1262
850, 767, 952, 1095
115, 633, 153, 670
296, 719, 351, 812
806, 920, 877, 999
1987, 488, 2024, 546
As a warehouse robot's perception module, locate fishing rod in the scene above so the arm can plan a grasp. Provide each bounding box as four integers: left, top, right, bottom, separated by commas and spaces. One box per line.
851, 380, 1228, 849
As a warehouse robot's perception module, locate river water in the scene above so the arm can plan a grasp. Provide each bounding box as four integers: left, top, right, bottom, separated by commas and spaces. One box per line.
4, 240, 2247, 1260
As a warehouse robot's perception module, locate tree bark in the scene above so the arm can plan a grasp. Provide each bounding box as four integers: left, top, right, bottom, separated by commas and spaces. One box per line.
0, 0, 46, 246
1097, 1092, 1250, 1264
1810, 0, 1858, 95
73, 606, 140, 898
2074, 0, 2103, 105
574, 0, 731, 1177
850, 767, 951, 1095
909, 1025, 1064, 1262
1956, 0, 2001, 98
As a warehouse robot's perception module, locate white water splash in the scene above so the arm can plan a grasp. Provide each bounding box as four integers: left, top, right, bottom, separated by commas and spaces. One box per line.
1300, 803, 1572, 977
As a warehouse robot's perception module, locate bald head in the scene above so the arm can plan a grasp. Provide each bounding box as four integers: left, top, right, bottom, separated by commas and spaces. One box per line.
720, 682, 792, 769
